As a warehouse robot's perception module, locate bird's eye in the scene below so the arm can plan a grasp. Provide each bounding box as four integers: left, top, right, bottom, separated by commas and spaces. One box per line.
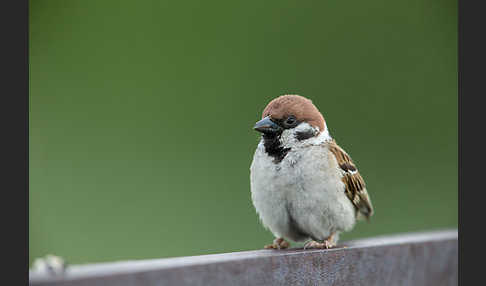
284, 116, 297, 127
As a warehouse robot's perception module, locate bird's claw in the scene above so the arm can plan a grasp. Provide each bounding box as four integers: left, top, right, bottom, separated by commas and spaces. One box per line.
264, 237, 290, 249
304, 240, 335, 249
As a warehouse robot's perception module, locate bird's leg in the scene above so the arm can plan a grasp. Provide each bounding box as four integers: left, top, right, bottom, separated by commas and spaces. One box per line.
304, 232, 337, 249
264, 237, 290, 249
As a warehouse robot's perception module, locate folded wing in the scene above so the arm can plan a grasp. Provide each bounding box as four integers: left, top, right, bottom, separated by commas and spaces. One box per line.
328, 140, 374, 220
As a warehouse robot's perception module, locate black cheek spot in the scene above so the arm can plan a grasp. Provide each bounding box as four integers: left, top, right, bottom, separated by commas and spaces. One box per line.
295, 130, 316, 141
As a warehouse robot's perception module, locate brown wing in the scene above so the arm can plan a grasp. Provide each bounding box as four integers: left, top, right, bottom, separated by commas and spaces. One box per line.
328, 140, 374, 220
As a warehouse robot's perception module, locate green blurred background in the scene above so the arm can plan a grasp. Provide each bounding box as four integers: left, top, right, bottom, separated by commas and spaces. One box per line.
29, 0, 457, 265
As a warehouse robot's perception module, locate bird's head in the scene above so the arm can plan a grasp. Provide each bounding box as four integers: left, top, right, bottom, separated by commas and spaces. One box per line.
254, 95, 330, 149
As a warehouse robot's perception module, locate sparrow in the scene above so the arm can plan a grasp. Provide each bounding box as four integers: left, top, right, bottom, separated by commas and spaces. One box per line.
250, 95, 373, 249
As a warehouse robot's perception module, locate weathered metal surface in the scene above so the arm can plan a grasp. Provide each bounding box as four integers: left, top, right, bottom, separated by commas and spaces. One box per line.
29, 229, 457, 286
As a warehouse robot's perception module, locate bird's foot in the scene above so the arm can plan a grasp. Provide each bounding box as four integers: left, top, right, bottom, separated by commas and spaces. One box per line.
304, 239, 335, 249
264, 237, 290, 249
304, 233, 337, 250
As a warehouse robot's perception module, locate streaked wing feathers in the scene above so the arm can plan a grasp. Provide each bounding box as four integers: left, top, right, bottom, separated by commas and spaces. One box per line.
328, 140, 374, 219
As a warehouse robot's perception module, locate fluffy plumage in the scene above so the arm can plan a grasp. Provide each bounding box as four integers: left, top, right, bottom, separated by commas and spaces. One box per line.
250, 95, 373, 249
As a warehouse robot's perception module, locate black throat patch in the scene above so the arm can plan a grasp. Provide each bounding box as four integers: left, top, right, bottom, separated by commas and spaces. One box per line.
262, 133, 290, 164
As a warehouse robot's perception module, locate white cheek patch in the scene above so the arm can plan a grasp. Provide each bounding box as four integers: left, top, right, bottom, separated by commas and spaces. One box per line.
316, 123, 332, 143
279, 122, 332, 148
295, 122, 315, 133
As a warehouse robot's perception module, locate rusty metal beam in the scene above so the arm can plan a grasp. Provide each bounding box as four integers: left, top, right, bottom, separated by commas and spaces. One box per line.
29, 229, 458, 286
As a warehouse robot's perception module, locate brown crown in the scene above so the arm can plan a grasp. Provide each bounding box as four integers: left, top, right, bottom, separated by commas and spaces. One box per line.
262, 95, 325, 132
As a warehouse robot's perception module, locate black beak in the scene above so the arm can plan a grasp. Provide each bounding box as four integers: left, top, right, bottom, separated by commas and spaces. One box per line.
253, 116, 282, 134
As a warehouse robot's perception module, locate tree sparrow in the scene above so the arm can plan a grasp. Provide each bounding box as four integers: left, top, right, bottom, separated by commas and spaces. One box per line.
250, 95, 373, 249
